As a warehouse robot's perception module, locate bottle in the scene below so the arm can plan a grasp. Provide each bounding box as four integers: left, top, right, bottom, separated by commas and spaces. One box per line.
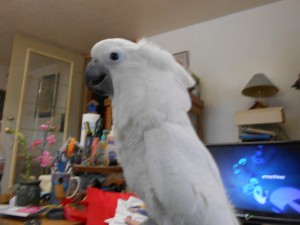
106, 128, 118, 166
96, 130, 109, 166
84, 122, 93, 164
106, 127, 114, 143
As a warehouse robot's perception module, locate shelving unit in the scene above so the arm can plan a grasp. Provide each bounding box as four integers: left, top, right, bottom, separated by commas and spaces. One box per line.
72, 165, 123, 174
234, 107, 288, 141
72, 165, 125, 187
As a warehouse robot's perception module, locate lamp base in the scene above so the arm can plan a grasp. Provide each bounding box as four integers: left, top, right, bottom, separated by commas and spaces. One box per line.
249, 100, 268, 110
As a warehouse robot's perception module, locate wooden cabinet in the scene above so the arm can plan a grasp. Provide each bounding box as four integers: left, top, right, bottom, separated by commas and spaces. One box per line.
103, 98, 112, 130
189, 94, 204, 139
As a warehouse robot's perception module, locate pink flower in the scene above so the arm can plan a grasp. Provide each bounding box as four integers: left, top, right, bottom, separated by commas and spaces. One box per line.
46, 135, 56, 145
29, 139, 43, 150
40, 123, 49, 131
37, 151, 52, 168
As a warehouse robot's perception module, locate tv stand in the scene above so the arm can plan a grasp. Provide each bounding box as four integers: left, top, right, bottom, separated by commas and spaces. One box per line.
243, 222, 262, 225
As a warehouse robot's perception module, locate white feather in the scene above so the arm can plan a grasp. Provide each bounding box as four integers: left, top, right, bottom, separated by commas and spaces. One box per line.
89, 38, 239, 225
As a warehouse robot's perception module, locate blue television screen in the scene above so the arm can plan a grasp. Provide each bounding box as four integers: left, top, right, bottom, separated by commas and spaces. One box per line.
207, 141, 300, 224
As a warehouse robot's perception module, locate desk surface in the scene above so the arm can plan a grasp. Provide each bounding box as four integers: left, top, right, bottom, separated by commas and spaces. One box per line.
0, 217, 82, 225
0, 193, 82, 224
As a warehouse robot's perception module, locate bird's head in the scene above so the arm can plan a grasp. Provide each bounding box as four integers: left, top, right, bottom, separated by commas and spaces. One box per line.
85, 38, 195, 116
85, 38, 136, 96
85, 38, 194, 95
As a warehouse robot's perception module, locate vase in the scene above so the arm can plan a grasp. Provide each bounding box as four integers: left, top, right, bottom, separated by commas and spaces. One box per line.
15, 180, 41, 206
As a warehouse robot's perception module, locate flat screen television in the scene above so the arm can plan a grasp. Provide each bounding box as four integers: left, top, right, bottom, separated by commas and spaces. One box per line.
206, 141, 300, 225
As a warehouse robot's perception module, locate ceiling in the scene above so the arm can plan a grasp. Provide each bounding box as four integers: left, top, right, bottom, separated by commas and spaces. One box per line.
0, 0, 279, 65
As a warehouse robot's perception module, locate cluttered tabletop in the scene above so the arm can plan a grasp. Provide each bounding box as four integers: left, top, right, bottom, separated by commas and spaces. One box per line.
0, 217, 82, 225
0, 193, 83, 225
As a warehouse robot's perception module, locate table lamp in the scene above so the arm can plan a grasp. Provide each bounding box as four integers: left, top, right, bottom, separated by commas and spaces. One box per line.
242, 73, 279, 109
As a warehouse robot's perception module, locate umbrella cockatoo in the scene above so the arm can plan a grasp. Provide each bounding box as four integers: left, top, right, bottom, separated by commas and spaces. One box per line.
85, 38, 239, 225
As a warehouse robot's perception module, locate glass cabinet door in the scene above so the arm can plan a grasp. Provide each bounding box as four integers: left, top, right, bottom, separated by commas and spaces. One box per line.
14, 51, 72, 181
0, 35, 84, 193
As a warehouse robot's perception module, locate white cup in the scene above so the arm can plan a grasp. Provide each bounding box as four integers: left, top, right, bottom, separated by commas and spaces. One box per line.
39, 174, 52, 193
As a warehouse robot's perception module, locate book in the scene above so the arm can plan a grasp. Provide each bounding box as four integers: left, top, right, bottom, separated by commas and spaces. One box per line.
239, 133, 273, 141
241, 127, 276, 136
0, 205, 44, 217
235, 107, 284, 125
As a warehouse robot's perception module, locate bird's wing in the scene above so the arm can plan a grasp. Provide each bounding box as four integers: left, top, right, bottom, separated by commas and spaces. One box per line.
143, 122, 225, 223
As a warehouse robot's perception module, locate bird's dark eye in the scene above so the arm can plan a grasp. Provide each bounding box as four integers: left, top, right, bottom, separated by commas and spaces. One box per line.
107, 49, 124, 63
110, 52, 119, 61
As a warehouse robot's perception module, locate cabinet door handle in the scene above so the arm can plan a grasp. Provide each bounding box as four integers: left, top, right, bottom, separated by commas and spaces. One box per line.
4, 127, 13, 134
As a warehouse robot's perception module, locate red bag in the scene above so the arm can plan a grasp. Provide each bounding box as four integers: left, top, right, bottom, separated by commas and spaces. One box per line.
62, 197, 88, 223
85, 187, 136, 225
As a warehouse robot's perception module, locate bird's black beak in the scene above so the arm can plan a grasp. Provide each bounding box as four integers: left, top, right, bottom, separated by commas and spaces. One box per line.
85, 61, 113, 96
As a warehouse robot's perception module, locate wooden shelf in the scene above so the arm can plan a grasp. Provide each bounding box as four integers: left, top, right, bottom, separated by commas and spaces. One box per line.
189, 94, 204, 139
72, 164, 123, 174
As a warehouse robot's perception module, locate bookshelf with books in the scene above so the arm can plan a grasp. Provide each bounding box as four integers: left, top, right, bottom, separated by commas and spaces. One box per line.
238, 126, 277, 142
234, 107, 288, 142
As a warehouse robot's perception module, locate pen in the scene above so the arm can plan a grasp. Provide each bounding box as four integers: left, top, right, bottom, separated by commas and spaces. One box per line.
89, 137, 99, 163
84, 121, 93, 137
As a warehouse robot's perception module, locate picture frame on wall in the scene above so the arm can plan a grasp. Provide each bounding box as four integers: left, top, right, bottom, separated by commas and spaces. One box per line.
35, 73, 59, 118
173, 51, 189, 69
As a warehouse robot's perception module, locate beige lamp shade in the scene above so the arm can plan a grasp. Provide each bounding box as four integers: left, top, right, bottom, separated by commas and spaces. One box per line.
242, 73, 279, 98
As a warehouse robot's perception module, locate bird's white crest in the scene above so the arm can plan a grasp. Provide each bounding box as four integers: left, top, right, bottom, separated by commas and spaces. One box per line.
136, 39, 195, 89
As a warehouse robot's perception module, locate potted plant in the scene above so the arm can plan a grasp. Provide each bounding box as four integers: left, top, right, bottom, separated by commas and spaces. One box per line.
12, 121, 56, 206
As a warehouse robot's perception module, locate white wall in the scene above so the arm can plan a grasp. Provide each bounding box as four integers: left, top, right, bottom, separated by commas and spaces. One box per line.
149, 0, 300, 144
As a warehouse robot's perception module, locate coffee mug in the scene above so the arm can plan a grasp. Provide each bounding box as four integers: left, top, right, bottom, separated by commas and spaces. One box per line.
51, 173, 81, 204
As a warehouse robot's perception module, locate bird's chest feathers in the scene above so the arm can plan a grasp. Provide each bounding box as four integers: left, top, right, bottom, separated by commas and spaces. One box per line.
114, 125, 149, 195
112, 95, 166, 136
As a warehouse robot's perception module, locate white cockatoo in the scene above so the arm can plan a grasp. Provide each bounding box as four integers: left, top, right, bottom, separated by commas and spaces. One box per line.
85, 38, 239, 225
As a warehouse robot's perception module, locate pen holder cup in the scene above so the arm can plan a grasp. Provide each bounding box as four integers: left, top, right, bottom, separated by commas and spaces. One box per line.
51, 173, 81, 204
